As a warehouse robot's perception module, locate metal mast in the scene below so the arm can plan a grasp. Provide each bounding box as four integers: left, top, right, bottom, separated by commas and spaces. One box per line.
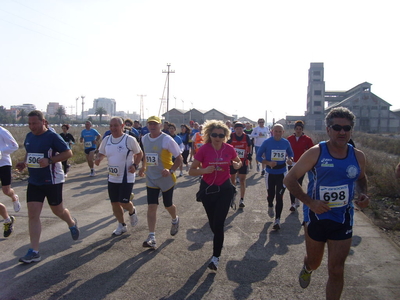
162, 63, 175, 120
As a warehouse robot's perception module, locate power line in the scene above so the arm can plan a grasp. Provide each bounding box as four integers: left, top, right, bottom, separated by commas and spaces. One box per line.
8, 0, 76, 28
0, 17, 78, 47
0, 7, 78, 41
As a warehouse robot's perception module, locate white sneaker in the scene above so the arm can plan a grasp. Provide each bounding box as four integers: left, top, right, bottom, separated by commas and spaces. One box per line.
295, 198, 300, 208
143, 234, 157, 249
13, 195, 21, 212
179, 171, 183, 177
290, 203, 296, 212
170, 216, 180, 236
112, 223, 127, 235
208, 256, 219, 271
273, 219, 281, 230
90, 170, 95, 177
130, 208, 138, 227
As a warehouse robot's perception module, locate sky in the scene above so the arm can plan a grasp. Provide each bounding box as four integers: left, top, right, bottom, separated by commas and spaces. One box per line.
1, 0, 399, 123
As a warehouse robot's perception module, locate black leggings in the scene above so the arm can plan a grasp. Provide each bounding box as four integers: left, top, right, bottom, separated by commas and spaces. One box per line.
201, 181, 233, 257
265, 173, 286, 219
182, 149, 189, 165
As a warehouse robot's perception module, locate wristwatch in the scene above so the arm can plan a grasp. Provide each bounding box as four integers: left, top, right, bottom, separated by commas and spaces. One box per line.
48, 158, 53, 164
132, 163, 138, 169
169, 169, 175, 174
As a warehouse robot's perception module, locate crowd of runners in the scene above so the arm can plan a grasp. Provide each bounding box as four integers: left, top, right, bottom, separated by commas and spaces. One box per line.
0, 106, 372, 300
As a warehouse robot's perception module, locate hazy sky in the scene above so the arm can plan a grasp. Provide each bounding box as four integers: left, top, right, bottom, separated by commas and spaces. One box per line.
1, 0, 399, 123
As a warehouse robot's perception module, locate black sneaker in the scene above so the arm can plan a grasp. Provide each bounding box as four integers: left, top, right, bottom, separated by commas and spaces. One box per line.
261, 170, 265, 176
3, 216, 15, 237
239, 199, 245, 208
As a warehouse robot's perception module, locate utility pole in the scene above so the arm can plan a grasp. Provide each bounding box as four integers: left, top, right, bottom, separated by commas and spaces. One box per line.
75, 97, 79, 120
162, 63, 175, 121
81, 95, 85, 120
137, 94, 146, 124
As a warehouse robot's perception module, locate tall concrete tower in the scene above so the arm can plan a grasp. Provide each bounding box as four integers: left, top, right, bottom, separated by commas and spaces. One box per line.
305, 63, 325, 131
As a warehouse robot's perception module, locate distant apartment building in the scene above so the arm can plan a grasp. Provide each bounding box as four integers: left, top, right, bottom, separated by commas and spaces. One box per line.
46, 102, 60, 116
89, 97, 116, 116
10, 103, 36, 112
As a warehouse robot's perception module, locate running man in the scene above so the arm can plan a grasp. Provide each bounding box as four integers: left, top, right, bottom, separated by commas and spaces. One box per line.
227, 122, 252, 208
80, 120, 101, 177
256, 124, 293, 230
95, 117, 143, 236
284, 107, 369, 300
251, 118, 270, 175
138, 116, 183, 249
0, 125, 20, 212
244, 122, 254, 169
286, 120, 314, 212
16, 110, 79, 264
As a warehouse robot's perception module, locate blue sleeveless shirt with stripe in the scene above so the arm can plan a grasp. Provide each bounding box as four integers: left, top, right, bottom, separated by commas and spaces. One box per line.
304, 141, 360, 224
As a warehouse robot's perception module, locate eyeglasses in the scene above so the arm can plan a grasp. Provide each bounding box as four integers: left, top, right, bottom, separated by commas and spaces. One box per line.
329, 124, 352, 132
210, 133, 225, 138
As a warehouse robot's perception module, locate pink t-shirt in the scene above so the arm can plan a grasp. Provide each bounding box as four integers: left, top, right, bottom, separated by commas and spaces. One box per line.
195, 143, 237, 186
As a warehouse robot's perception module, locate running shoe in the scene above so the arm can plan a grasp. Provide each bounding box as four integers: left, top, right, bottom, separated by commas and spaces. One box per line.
256, 164, 260, 172
90, 169, 96, 177
19, 248, 41, 264
261, 170, 265, 176
142, 234, 157, 249
290, 204, 296, 212
3, 216, 15, 237
272, 219, 281, 230
268, 206, 274, 218
208, 256, 219, 271
179, 171, 183, 177
239, 199, 245, 208
13, 195, 21, 212
170, 216, 180, 236
113, 223, 127, 236
129, 209, 138, 227
299, 265, 312, 288
69, 217, 80, 240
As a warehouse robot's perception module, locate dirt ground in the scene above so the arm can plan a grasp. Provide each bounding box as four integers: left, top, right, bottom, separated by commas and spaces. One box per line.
362, 197, 400, 249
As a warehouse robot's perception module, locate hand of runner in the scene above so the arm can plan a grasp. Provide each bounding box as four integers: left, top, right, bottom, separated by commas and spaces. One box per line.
354, 193, 370, 209
309, 199, 331, 214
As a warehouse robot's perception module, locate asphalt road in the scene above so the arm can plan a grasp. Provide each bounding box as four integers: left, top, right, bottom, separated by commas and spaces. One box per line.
0, 162, 399, 300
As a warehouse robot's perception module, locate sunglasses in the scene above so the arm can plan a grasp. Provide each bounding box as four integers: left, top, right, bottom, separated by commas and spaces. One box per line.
329, 124, 352, 132
210, 133, 225, 138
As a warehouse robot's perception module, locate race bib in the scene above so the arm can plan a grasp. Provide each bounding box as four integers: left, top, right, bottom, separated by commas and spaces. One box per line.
235, 148, 245, 158
146, 153, 158, 166
108, 166, 120, 176
271, 149, 286, 161
27, 153, 44, 168
319, 185, 349, 208
84, 141, 93, 148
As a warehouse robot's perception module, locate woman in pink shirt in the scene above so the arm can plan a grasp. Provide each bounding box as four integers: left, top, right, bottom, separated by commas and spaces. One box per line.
189, 120, 242, 271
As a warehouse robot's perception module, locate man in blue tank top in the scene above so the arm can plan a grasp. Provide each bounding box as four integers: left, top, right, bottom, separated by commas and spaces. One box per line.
284, 107, 370, 300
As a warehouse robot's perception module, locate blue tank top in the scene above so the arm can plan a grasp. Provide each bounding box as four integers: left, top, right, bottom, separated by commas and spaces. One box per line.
305, 141, 360, 224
